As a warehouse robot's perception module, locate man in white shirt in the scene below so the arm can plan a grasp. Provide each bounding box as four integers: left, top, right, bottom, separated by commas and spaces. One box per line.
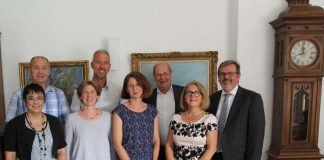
143, 62, 184, 160
70, 49, 121, 113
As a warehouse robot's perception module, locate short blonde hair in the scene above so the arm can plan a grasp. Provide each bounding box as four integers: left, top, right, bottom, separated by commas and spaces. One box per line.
180, 81, 210, 111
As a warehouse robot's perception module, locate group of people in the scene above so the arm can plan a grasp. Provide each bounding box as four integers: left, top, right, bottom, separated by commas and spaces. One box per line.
3, 49, 266, 160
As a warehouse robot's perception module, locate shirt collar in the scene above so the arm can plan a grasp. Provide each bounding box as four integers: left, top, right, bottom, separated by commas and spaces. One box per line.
222, 84, 238, 96
157, 85, 173, 94
45, 85, 55, 93
97, 80, 109, 90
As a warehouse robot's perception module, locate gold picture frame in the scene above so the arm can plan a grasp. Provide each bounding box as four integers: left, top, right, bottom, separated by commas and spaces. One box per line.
19, 60, 90, 105
131, 51, 218, 94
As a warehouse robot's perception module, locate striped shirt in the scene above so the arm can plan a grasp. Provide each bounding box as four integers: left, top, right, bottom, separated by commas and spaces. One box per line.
5, 85, 69, 124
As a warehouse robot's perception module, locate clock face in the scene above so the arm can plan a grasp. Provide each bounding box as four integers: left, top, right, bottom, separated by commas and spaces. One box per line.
290, 40, 318, 67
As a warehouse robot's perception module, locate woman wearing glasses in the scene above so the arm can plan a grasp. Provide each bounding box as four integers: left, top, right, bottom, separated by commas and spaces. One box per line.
4, 83, 67, 160
165, 81, 218, 160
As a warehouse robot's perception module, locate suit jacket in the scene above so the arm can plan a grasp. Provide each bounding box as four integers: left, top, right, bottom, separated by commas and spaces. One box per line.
143, 84, 184, 114
208, 86, 265, 160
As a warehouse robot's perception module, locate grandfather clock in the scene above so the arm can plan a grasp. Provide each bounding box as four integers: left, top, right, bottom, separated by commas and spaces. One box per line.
268, 0, 324, 159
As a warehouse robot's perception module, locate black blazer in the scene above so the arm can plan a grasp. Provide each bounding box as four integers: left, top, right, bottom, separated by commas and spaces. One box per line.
4, 113, 66, 160
208, 86, 265, 160
143, 84, 184, 114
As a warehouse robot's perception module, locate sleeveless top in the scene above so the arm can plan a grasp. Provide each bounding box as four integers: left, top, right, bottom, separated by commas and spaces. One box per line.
114, 104, 158, 160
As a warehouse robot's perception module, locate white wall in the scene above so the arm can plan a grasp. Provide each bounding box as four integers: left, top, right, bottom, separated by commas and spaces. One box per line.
236, 0, 285, 159
0, 0, 323, 159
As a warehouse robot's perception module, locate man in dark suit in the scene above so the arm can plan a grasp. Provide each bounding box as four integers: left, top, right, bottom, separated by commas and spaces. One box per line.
143, 62, 184, 160
208, 60, 265, 160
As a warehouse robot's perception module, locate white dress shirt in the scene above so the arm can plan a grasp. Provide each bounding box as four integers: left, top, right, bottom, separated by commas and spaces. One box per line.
156, 86, 175, 145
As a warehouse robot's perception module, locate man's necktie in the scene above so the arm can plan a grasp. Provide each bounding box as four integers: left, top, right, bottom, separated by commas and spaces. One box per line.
217, 94, 229, 152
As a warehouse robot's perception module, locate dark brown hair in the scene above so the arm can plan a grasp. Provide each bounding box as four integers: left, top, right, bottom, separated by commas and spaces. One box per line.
23, 83, 46, 101
218, 60, 241, 75
121, 72, 152, 99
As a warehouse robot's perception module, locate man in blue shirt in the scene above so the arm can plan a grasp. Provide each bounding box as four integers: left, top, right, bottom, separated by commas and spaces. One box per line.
6, 56, 69, 124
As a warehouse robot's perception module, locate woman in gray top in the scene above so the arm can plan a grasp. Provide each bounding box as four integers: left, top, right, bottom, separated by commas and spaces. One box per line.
65, 80, 114, 160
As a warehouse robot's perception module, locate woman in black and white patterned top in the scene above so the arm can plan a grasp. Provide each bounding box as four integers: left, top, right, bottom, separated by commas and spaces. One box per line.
165, 81, 218, 160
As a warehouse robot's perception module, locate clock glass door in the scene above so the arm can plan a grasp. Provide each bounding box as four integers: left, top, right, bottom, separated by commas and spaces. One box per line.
292, 83, 310, 141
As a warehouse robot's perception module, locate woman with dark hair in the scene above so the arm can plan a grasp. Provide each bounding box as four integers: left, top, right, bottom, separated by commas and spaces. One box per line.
65, 80, 114, 160
4, 83, 67, 160
112, 72, 160, 160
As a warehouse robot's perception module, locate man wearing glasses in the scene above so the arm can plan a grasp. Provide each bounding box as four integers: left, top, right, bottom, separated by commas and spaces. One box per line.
143, 62, 184, 160
208, 60, 265, 160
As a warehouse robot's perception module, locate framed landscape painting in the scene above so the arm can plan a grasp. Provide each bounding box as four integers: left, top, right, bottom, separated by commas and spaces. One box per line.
19, 60, 89, 105
131, 51, 218, 94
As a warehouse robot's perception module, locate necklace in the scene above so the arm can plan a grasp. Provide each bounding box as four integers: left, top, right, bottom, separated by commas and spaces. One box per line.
26, 113, 48, 159
185, 110, 205, 123
186, 110, 205, 117
26, 113, 47, 131
80, 108, 100, 120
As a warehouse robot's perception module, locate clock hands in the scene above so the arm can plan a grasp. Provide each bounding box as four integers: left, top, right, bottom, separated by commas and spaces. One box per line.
290, 40, 318, 66
301, 41, 306, 54
292, 52, 304, 58
293, 42, 306, 58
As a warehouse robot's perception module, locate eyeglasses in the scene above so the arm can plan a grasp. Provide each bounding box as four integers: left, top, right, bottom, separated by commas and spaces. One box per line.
185, 91, 201, 97
219, 72, 237, 77
27, 96, 45, 102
